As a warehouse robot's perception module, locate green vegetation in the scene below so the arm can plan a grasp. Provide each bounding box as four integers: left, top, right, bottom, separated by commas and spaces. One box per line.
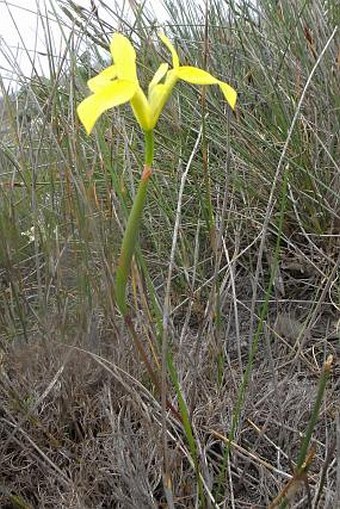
0, 0, 339, 507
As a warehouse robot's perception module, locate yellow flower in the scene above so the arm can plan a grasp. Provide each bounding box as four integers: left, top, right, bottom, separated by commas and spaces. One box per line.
77, 32, 237, 134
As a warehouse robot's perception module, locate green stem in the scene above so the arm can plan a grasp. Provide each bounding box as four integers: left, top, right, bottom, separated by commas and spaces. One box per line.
278, 355, 333, 509
115, 129, 154, 315
144, 129, 154, 166
296, 355, 333, 470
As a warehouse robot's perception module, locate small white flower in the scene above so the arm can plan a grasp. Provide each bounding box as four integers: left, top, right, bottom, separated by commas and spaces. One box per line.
21, 226, 35, 243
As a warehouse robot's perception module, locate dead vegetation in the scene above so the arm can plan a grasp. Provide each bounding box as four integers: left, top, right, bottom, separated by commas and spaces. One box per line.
0, 254, 339, 507
0, 0, 339, 507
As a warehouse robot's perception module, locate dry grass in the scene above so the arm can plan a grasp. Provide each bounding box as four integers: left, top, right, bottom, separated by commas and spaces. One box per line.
1, 262, 339, 507
0, 0, 339, 507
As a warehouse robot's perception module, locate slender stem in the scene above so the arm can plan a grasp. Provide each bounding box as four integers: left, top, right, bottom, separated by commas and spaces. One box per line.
115, 129, 154, 315
144, 129, 154, 166
296, 355, 333, 470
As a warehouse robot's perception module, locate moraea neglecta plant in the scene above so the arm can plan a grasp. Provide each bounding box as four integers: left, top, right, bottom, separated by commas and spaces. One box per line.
77, 32, 237, 315
77, 32, 237, 134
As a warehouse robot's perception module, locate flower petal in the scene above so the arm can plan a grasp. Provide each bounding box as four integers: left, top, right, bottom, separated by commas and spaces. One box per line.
218, 81, 237, 110
178, 66, 237, 109
177, 66, 219, 85
110, 33, 137, 82
149, 69, 178, 127
149, 83, 167, 123
148, 63, 168, 94
87, 65, 118, 92
130, 87, 153, 131
159, 32, 180, 69
77, 80, 137, 134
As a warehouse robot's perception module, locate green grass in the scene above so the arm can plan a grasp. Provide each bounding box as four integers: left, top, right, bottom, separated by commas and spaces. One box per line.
0, 0, 339, 507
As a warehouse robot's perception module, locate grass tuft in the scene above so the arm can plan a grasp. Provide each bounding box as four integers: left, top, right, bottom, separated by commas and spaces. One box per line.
0, 0, 339, 507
